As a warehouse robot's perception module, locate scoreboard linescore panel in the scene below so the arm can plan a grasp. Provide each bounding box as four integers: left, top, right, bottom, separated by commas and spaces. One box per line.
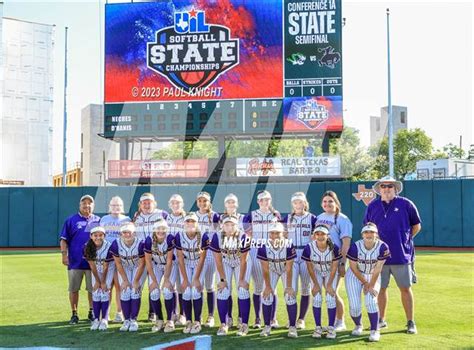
104, 0, 342, 139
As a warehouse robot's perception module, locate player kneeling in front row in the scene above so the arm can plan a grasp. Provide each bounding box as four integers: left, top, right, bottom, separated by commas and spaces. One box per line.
175, 212, 209, 335
258, 222, 298, 338
345, 222, 390, 342
144, 219, 178, 333
84, 226, 115, 331
211, 215, 252, 336
110, 223, 147, 332
303, 225, 341, 340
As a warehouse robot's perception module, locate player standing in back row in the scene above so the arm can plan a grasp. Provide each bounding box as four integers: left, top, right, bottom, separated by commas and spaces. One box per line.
245, 190, 281, 329
194, 191, 220, 328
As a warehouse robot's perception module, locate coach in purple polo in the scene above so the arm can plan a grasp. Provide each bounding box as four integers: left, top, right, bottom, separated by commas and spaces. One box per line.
59, 195, 100, 325
364, 176, 421, 335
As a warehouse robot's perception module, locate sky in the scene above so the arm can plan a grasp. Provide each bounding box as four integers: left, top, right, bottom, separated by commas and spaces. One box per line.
3, 0, 473, 174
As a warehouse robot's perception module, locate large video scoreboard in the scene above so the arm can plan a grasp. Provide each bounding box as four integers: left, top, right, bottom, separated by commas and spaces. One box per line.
104, 0, 342, 139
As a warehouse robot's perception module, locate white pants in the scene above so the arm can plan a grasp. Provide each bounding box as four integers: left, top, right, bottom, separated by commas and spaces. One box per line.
345, 268, 380, 316
91, 263, 115, 302
180, 263, 206, 301
311, 271, 338, 309
262, 270, 297, 306
217, 259, 252, 300
117, 266, 147, 301
148, 262, 178, 301
250, 248, 264, 294
293, 251, 311, 296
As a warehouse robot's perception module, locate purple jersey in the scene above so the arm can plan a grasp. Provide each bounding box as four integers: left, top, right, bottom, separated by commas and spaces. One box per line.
257, 243, 296, 275
347, 239, 390, 274
302, 242, 341, 276
144, 235, 175, 265
59, 213, 100, 270
109, 238, 144, 269
364, 196, 421, 265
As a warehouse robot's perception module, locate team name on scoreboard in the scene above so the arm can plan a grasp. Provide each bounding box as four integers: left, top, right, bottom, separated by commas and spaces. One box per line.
147, 9, 240, 92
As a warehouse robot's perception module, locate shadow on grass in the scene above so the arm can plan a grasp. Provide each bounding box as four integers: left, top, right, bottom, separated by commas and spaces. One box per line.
0, 321, 376, 349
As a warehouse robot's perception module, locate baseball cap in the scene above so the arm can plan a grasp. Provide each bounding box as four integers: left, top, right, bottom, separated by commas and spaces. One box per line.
221, 215, 238, 225
120, 223, 136, 233
291, 193, 307, 203
80, 195, 94, 203
90, 226, 105, 234
169, 194, 184, 203
361, 223, 378, 234
196, 191, 211, 201
257, 190, 272, 201
224, 193, 238, 205
153, 219, 169, 231
268, 222, 284, 233
140, 193, 155, 202
313, 225, 330, 235
184, 212, 199, 222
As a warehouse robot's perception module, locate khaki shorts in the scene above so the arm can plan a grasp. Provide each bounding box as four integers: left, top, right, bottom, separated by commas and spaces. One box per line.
68, 269, 92, 293
381, 264, 413, 289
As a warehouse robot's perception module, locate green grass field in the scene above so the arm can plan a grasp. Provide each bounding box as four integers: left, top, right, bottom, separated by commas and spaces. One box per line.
1, 250, 473, 349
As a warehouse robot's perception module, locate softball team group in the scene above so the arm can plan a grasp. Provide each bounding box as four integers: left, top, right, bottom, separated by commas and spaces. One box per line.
83, 190, 390, 342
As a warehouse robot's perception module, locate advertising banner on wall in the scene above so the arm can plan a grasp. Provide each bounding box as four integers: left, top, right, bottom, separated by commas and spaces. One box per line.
108, 160, 208, 179
236, 156, 341, 177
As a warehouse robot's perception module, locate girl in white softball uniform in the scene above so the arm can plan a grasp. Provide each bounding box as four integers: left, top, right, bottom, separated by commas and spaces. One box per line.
144, 219, 177, 333
84, 226, 115, 331
166, 194, 187, 326
174, 212, 210, 335
283, 192, 317, 329
346, 222, 390, 342
302, 225, 341, 340
210, 215, 252, 337
109, 223, 147, 332
245, 190, 281, 328
194, 191, 220, 328
258, 222, 298, 338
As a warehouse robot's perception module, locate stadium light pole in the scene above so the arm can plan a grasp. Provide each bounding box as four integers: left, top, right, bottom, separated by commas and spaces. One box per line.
386, 9, 394, 178
62, 26, 68, 187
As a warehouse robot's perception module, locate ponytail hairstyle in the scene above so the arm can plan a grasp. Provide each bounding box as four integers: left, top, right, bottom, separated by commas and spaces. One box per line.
84, 239, 97, 261
322, 190, 342, 225
327, 236, 335, 252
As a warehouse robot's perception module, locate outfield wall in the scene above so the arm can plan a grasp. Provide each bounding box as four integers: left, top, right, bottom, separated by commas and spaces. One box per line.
0, 179, 472, 247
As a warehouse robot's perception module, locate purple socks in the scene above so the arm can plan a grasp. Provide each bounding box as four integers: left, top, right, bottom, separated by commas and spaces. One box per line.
299, 295, 309, 320
253, 294, 261, 322
238, 297, 251, 324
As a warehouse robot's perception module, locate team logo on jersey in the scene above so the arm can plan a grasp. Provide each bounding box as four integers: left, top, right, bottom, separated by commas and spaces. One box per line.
147, 8, 240, 92
296, 100, 328, 129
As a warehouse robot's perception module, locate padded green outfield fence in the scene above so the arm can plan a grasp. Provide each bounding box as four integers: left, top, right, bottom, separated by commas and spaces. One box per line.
0, 179, 472, 247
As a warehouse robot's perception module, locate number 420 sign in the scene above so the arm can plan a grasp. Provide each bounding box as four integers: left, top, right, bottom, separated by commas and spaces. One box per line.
352, 184, 377, 206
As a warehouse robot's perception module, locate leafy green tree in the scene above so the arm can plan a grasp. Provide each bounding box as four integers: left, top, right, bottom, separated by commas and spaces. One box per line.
369, 128, 433, 179
441, 143, 465, 159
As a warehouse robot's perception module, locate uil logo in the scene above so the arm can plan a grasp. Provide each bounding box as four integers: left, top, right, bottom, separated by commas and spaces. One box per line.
296, 100, 329, 129
147, 8, 240, 92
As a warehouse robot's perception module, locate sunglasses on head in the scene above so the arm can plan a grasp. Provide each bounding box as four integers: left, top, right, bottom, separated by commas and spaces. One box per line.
380, 184, 394, 189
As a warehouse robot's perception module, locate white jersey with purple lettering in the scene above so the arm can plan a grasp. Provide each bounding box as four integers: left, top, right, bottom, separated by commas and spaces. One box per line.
196, 211, 220, 291
284, 212, 317, 258
83, 239, 115, 287
109, 237, 147, 299
345, 239, 391, 316
302, 242, 342, 277
166, 213, 185, 236
134, 209, 169, 242
100, 214, 131, 243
